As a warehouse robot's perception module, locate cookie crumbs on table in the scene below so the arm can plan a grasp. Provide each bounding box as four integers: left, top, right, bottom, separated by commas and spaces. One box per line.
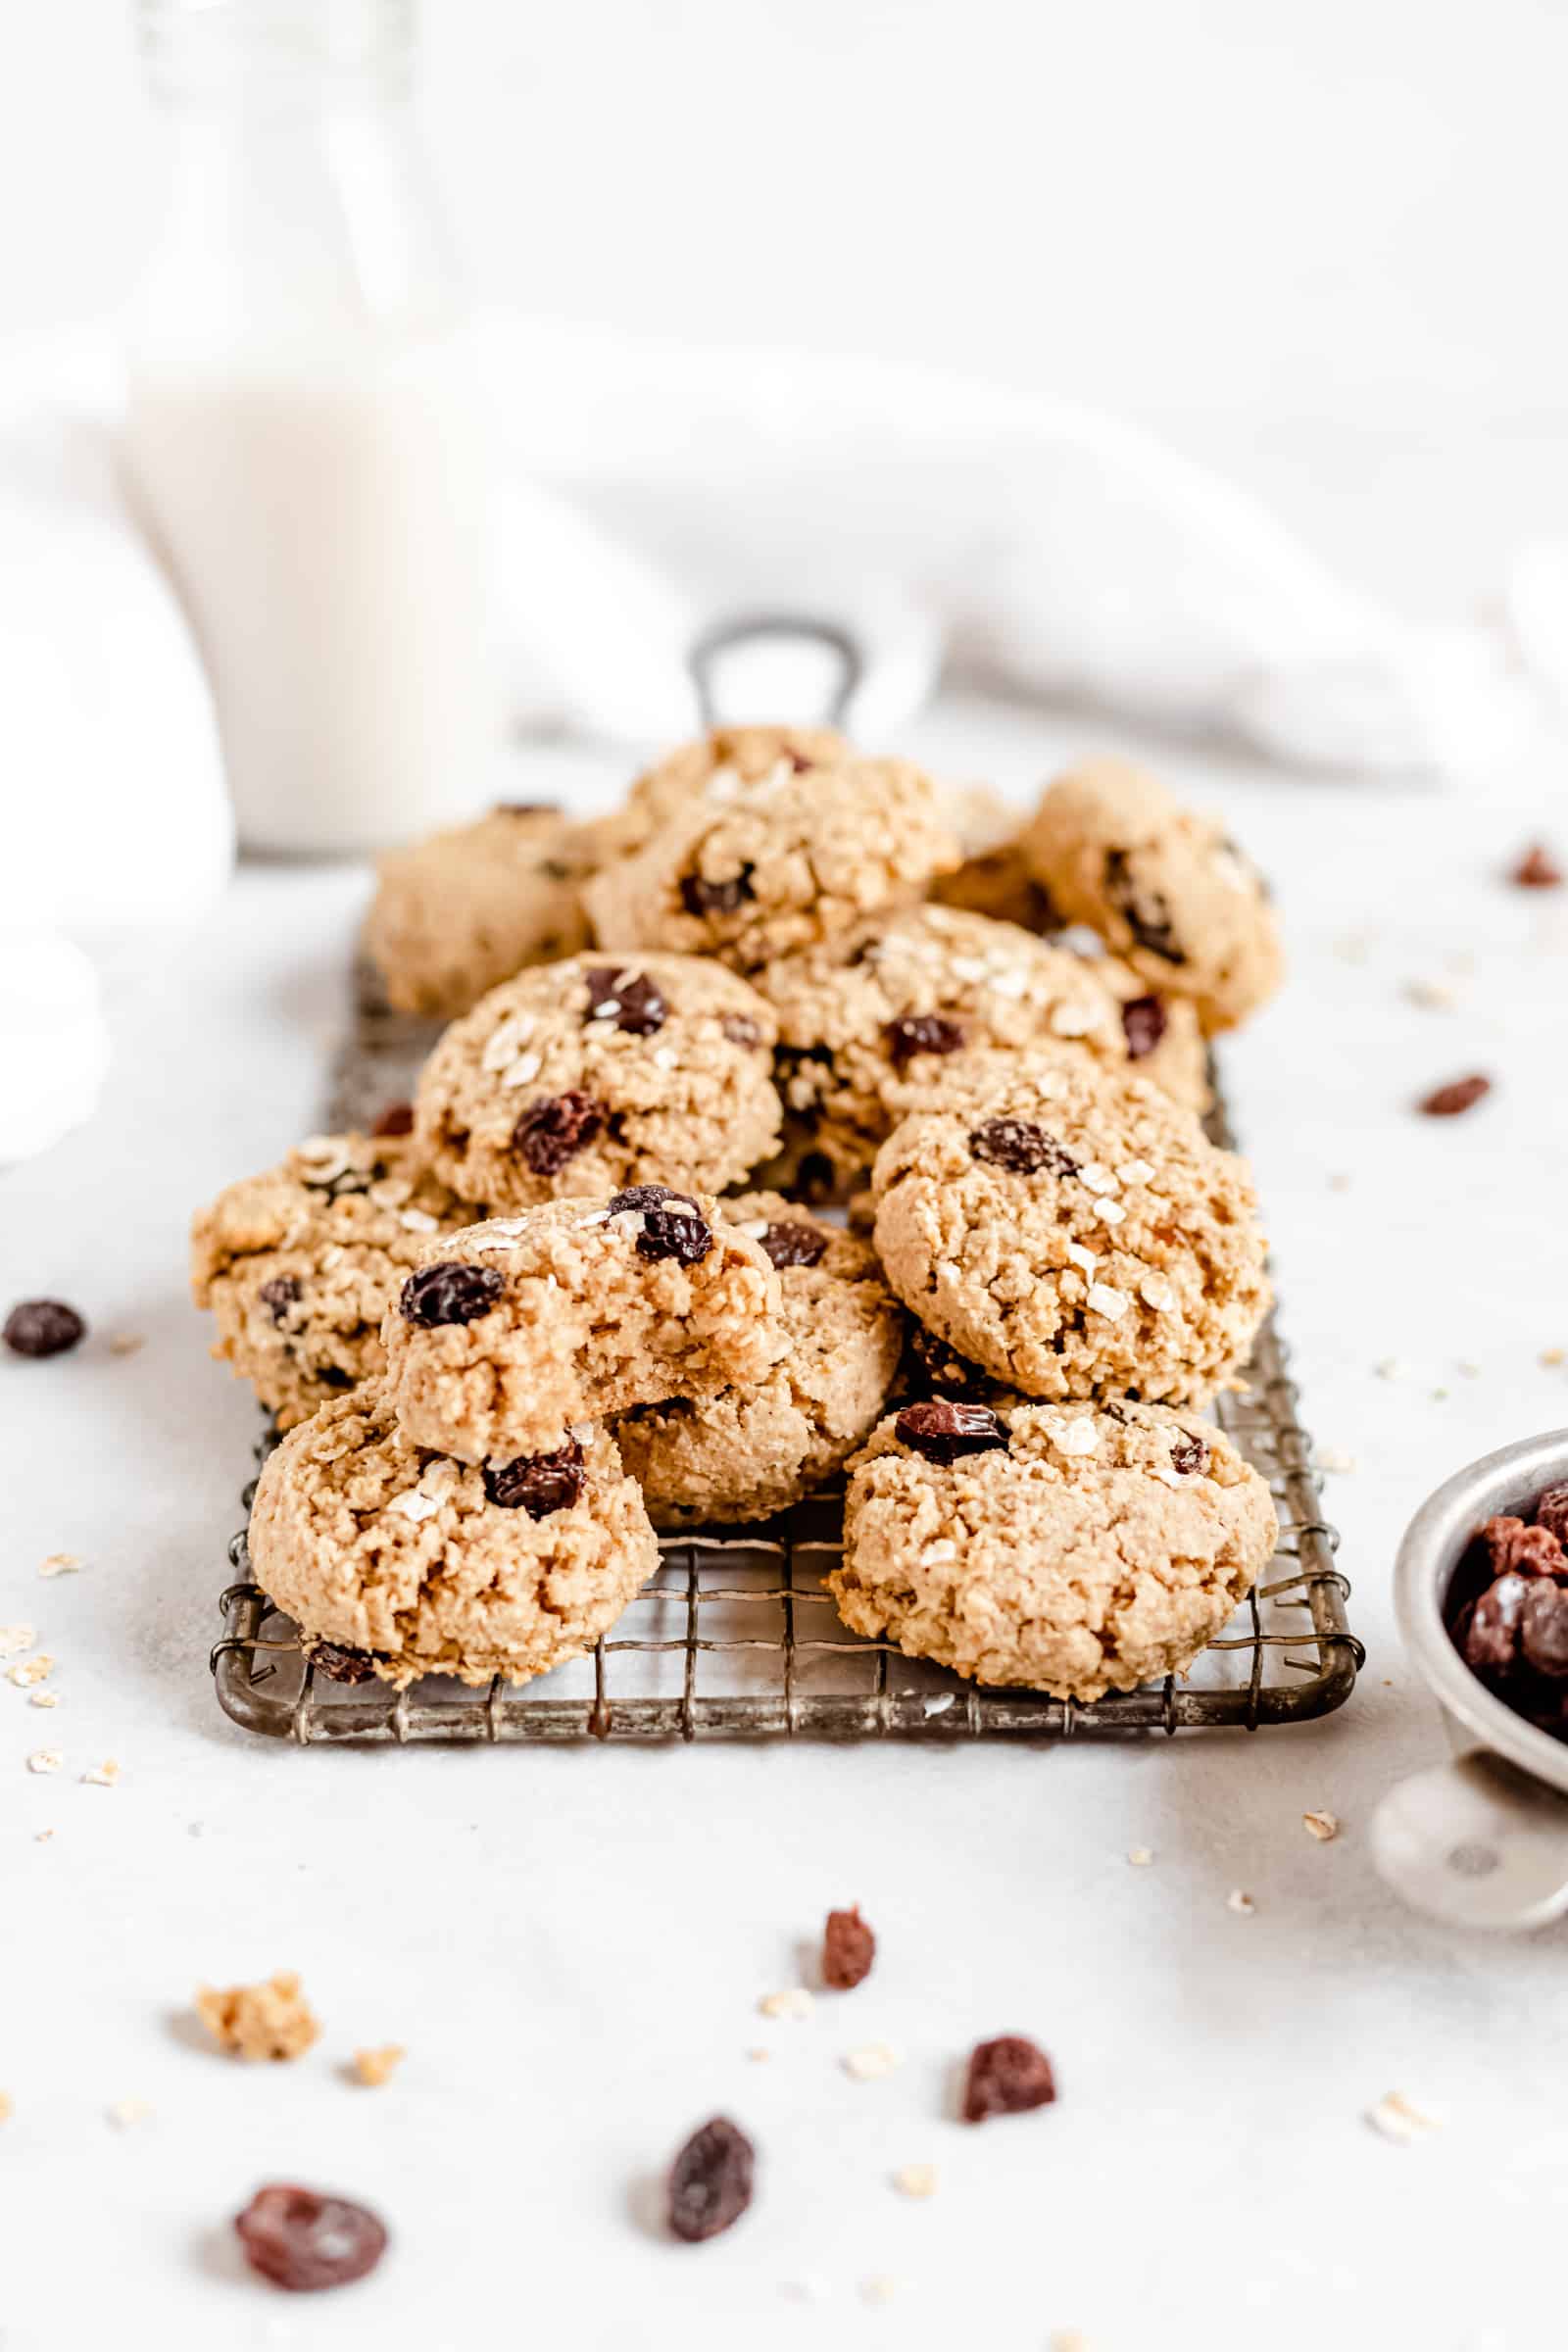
353, 2044, 406, 2087
891, 2163, 938, 2200
106, 2097, 152, 2129
81, 1759, 121, 1787
25, 1747, 62, 1775
37, 1552, 81, 1578
841, 2041, 901, 2082
759, 1987, 813, 2022
195, 1972, 320, 2063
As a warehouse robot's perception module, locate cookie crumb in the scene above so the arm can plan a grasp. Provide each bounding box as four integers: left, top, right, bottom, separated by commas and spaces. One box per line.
842, 2042, 902, 2082
1366, 2090, 1441, 2144
25, 1748, 63, 1775
1510, 842, 1563, 889
34, 1828, 53, 1843
108, 1334, 145, 1357
38, 1553, 81, 1579
1127, 1846, 1154, 1867
1226, 1888, 1256, 1916
758, 1987, 814, 2023
860, 2277, 902, 2306
892, 2163, 937, 2199
1541, 1348, 1566, 1369
1050, 2333, 1093, 2352
352, 2044, 405, 2088
8, 1654, 53, 1688
747, 2046, 770, 2063
0, 2091, 11, 2124
29, 1690, 60, 1711
195, 1971, 320, 2062
1302, 1811, 1340, 1842
1404, 977, 1458, 1010
106, 2097, 151, 2129
81, 1760, 121, 1788
0, 1625, 35, 1657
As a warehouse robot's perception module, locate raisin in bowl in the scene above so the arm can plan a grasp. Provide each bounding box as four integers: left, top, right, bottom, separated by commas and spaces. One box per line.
1374, 1428, 1568, 1930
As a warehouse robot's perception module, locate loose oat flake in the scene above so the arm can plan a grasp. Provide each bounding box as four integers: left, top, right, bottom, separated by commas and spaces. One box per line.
860, 2278, 902, 2307
892, 2164, 937, 2199
353, 2044, 406, 2088
0, 1626, 35, 1658
842, 2042, 902, 2082
1366, 2091, 1441, 2144
38, 1553, 81, 1578
28, 1691, 59, 1711
107, 2097, 152, 2129
1303, 1810, 1340, 1841
758, 1987, 814, 2023
1226, 1888, 1255, 1916
82, 1760, 121, 1788
26, 1748, 63, 1775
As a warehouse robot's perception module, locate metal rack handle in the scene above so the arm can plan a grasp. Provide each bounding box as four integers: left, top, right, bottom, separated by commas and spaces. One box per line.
687, 612, 865, 729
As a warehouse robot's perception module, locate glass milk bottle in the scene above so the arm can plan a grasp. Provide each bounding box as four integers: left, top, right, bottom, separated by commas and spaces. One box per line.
123, 0, 503, 855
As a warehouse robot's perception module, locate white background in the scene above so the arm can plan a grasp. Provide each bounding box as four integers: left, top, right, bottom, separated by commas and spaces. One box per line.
7, 0, 1568, 609
6, 7, 1568, 2350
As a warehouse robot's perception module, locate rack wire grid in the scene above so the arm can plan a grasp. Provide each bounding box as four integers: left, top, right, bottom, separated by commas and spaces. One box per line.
211, 964, 1362, 1746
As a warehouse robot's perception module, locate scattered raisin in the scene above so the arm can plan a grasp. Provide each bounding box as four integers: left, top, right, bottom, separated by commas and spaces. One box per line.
896, 1399, 1007, 1463
310, 1642, 380, 1685
258, 1276, 302, 1325
1522, 1582, 1568, 1677
1477, 1515, 1566, 1579
968, 1118, 1079, 1178
666, 2116, 755, 2243
1169, 1433, 1209, 1477
484, 1439, 586, 1517
398, 1262, 505, 1327
885, 1012, 965, 1067
1510, 842, 1563, 889
1418, 1074, 1492, 1118
316, 1366, 354, 1390
758, 1221, 828, 1270
1104, 848, 1184, 962
680, 866, 755, 916
721, 1014, 761, 1049
1536, 1484, 1568, 1545
3, 1299, 86, 1358
822, 1905, 876, 1989
582, 967, 667, 1036
961, 2034, 1056, 2124
233, 2182, 388, 2292
512, 1091, 604, 1174
1119, 995, 1167, 1059
1461, 1572, 1529, 1674
370, 1102, 415, 1137
790, 1151, 838, 1203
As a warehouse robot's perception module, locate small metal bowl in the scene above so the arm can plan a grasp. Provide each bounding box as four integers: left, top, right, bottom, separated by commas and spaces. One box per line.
1374, 1426, 1568, 1929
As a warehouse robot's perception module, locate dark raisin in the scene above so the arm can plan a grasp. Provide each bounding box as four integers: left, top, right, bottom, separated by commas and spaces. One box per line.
484, 1439, 585, 1518
680, 865, 755, 916
885, 1012, 966, 1067
1104, 848, 1184, 962
1418, 1074, 1492, 1118
968, 1118, 1079, 1178
906, 1324, 992, 1398
398, 1262, 505, 1327
1521, 1582, 1568, 1677
493, 799, 560, 816
721, 1014, 761, 1048
758, 1221, 828, 1270
310, 1642, 380, 1685
258, 1276, 302, 1325
1119, 995, 1167, 1059
790, 1151, 838, 1203
667, 2117, 755, 2243
582, 967, 667, 1036
822, 1905, 875, 1989
961, 2034, 1056, 2124
233, 2182, 388, 2292
1477, 1515, 1566, 1579
643, 1208, 711, 1266
1536, 1485, 1568, 1545
512, 1091, 604, 1174
370, 1102, 415, 1137
1511, 842, 1563, 889
896, 1399, 1007, 1463
3, 1299, 86, 1358
1461, 1572, 1530, 1674
316, 1365, 354, 1391
1170, 1433, 1209, 1477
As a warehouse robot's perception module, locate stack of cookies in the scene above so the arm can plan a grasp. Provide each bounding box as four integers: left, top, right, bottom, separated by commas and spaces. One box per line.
193, 728, 1285, 1703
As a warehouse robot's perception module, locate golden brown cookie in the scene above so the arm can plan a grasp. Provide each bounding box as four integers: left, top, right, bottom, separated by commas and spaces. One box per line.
364, 804, 598, 1017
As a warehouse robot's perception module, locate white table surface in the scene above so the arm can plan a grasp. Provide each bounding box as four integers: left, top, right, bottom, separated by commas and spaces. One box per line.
6, 693, 1568, 2352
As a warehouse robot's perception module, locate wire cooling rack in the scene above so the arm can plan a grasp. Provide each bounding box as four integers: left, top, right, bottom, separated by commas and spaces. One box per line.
211, 963, 1361, 1745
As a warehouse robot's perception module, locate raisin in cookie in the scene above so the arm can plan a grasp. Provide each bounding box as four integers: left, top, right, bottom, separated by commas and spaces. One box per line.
248, 1387, 657, 1688
831, 1396, 1277, 1700
871, 1058, 1270, 1405
1020, 759, 1282, 1033
363, 804, 598, 1019
613, 1194, 905, 1526
190, 1133, 474, 1430
382, 1191, 784, 1463
414, 952, 782, 1212
582, 747, 959, 972
757, 906, 1142, 1186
